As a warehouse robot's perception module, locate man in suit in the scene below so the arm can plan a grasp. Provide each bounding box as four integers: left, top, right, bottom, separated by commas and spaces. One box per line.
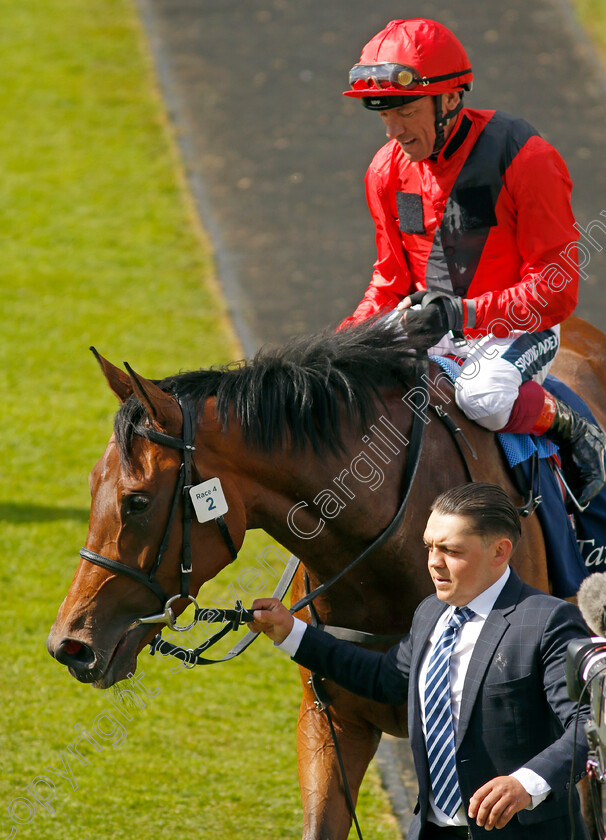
248, 482, 591, 839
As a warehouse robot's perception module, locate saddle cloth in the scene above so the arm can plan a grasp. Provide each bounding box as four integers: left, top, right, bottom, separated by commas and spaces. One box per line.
431, 356, 606, 597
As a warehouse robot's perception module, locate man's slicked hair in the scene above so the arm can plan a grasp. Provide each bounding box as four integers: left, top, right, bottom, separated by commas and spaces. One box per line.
430, 482, 521, 547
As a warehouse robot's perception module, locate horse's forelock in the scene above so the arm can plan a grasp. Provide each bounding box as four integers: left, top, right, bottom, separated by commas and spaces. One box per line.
113, 395, 147, 469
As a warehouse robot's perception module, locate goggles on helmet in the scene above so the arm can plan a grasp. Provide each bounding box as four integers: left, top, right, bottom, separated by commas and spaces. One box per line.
349, 62, 472, 92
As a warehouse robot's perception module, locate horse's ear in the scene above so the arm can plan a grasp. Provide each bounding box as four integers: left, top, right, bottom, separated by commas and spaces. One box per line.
91, 347, 133, 404
123, 361, 182, 433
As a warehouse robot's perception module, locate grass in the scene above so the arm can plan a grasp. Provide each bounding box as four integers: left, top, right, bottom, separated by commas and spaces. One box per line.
570, 0, 606, 62
0, 1, 400, 838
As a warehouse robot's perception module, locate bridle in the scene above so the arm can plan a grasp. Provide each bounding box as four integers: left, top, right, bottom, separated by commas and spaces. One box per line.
80, 396, 240, 633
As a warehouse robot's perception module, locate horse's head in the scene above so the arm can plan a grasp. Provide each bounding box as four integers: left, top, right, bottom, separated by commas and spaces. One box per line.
47, 351, 246, 688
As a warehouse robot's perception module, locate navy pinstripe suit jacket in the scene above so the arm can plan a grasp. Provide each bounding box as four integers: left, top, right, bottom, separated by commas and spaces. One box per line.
292, 569, 591, 840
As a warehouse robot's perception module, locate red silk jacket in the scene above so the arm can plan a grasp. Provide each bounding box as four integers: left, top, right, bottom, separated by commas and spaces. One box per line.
342, 109, 579, 338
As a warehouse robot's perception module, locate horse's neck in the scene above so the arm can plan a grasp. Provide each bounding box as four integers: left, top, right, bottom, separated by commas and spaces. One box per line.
200, 390, 528, 577
202, 403, 406, 545
212, 400, 427, 573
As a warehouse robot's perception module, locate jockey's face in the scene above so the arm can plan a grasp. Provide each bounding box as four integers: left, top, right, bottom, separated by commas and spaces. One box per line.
423, 511, 512, 606
379, 92, 460, 162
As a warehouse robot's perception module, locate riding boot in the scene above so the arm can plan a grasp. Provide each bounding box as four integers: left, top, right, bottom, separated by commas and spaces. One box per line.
530, 390, 606, 506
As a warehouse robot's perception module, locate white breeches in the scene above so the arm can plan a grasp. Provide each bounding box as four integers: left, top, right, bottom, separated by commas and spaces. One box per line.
429, 326, 560, 431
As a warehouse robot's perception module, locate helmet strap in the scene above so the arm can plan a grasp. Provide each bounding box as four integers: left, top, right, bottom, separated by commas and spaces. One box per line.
430, 93, 464, 158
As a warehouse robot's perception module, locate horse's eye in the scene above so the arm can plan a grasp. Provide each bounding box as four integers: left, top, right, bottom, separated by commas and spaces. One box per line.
124, 495, 151, 515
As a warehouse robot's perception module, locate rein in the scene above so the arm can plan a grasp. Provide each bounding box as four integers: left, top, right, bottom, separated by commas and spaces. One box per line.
80, 352, 431, 666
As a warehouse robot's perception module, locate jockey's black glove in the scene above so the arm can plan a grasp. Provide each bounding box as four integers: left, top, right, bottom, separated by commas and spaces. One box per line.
401, 291, 465, 348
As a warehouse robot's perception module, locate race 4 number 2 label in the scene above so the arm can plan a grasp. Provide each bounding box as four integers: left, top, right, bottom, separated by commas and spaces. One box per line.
189, 478, 228, 523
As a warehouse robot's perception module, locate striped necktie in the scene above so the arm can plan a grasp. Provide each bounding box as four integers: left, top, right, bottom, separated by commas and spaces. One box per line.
424, 606, 475, 817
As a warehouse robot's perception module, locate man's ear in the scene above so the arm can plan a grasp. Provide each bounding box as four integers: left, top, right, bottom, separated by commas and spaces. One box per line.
493, 536, 514, 567
443, 91, 461, 115
124, 361, 182, 434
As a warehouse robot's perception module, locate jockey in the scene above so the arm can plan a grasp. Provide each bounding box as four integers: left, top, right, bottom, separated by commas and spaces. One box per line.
340, 17, 606, 507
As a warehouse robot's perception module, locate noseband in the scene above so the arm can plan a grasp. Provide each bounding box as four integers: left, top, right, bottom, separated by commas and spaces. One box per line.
79, 396, 239, 631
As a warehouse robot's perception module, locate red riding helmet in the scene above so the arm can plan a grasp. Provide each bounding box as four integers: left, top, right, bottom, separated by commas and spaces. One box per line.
344, 19, 473, 106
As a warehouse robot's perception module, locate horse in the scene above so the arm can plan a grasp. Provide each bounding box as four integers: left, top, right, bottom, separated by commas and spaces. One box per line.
47, 315, 605, 840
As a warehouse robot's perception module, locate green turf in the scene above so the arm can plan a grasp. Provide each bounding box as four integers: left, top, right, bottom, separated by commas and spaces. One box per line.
0, 1, 400, 838
570, 0, 606, 62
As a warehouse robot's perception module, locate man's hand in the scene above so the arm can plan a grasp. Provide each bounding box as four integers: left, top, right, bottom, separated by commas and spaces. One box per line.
468, 776, 532, 830
246, 597, 294, 644
400, 302, 450, 347
398, 294, 414, 311
396, 291, 464, 349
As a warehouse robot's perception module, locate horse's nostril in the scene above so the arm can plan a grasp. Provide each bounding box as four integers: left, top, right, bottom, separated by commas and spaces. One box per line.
55, 638, 96, 671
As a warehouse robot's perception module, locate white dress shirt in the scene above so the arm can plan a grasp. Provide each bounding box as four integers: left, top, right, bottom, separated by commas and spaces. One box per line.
277, 565, 550, 825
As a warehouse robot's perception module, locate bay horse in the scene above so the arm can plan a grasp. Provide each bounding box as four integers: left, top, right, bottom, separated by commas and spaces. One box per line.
47, 315, 605, 840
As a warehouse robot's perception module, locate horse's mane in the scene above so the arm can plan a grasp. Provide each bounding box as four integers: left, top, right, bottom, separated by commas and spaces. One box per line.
114, 318, 421, 460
